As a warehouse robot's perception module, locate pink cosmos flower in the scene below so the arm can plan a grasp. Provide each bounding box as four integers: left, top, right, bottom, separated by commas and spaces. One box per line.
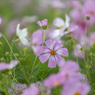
22, 83, 39, 95
0, 33, 2, 38
10, 83, 27, 95
37, 19, 48, 30
0, 60, 18, 70
31, 30, 43, 56
0, 18, 2, 24
59, 60, 80, 79
39, 39, 68, 68
44, 73, 66, 88
61, 81, 90, 95
53, 14, 70, 30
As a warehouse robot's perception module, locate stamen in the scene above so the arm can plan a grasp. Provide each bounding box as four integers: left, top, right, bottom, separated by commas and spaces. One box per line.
74, 92, 80, 95
90, 10, 94, 15
59, 25, 63, 29
50, 50, 56, 55
54, 81, 59, 87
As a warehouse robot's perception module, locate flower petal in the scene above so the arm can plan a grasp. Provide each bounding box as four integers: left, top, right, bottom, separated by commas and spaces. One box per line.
53, 41, 63, 51
39, 53, 50, 63
48, 56, 56, 68
45, 39, 53, 50
56, 48, 68, 56
55, 54, 65, 67
53, 17, 64, 28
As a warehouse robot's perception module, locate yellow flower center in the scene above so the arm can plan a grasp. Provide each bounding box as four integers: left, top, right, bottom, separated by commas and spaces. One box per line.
74, 92, 80, 95
90, 10, 94, 15
59, 25, 63, 29
54, 81, 60, 87
50, 50, 56, 55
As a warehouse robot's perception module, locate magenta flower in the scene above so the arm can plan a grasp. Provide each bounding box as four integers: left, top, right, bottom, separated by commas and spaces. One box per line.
31, 30, 43, 56
0, 60, 18, 70
22, 83, 39, 95
39, 39, 68, 68
61, 81, 90, 95
44, 73, 66, 88
37, 19, 48, 30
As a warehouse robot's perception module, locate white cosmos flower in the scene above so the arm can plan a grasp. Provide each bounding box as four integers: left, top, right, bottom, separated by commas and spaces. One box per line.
16, 24, 29, 45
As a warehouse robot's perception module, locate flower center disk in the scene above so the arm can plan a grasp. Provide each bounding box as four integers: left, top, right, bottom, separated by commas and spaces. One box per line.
50, 50, 56, 55
74, 92, 80, 95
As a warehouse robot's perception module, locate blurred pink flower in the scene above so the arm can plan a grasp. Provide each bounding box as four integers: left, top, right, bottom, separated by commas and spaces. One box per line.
60, 60, 80, 79
0, 60, 18, 70
61, 81, 90, 95
31, 30, 43, 56
39, 39, 68, 68
0, 33, 2, 37
37, 19, 48, 30
44, 73, 66, 88
0, 18, 2, 24
10, 83, 27, 95
53, 14, 70, 30
49, 15, 72, 41
22, 83, 39, 95
82, 0, 95, 25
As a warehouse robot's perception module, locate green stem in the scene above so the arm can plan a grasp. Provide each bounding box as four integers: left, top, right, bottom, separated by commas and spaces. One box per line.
1, 33, 29, 84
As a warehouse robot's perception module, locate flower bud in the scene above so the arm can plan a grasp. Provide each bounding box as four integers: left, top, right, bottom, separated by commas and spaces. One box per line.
86, 14, 90, 20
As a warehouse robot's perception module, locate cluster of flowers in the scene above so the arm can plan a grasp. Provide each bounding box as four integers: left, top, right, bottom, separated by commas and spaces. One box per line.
9, 61, 90, 95
0, 16, 91, 95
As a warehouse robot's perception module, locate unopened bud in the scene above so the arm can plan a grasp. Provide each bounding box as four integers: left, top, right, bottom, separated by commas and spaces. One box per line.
1, 57, 4, 61
86, 14, 90, 20
15, 38, 20, 42
14, 53, 19, 57
0, 42, 2, 46
5, 52, 9, 56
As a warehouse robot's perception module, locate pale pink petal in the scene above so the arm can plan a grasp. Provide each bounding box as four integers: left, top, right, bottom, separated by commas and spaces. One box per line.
45, 39, 53, 50
9, 60, 18, 69
55, 54, 65, 67
0, 63, 9, 70
0, 18, 2, 24
53, 41, 63, 51
40, 46, 50, 53
56, 48, 68, 56
48, 56, 56, 68
37, 21, 42, 27
65, 14, 70, 28
53, 17, 64, 27
39, 53, 50, 63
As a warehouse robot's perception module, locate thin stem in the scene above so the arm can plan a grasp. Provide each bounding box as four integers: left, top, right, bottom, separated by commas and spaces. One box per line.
1, 33, 29, 84
29, 56, 37, 80
73, 40, 79, 64
10, 72, 24, 90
